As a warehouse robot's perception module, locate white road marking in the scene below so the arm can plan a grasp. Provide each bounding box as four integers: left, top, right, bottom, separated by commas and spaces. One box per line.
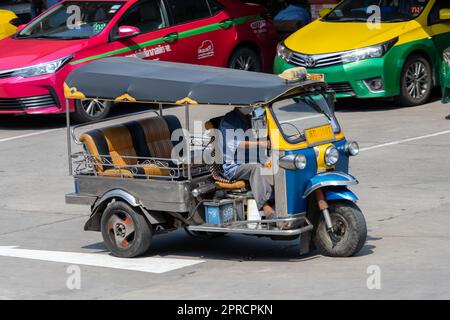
361, 129, 450, 152
0, 246, 204, 274
0, 129, 60, 143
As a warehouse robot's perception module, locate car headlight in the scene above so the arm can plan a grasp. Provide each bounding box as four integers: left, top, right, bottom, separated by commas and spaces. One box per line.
279, 154, 307, 170
340, 38, 398, 64
345, 141, 360, 156
277, 42, 293, 62
325, 146, 339, 166
11, 56, 72, 78
444, 51, 450, 66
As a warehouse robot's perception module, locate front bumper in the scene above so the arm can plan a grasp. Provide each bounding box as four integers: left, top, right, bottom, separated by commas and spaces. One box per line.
274, 55, 399, 99
0, 68, 71, 115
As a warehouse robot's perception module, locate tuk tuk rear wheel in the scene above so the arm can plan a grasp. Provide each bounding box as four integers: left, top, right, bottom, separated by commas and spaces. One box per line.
101, 201, 152, 258
314, 201, 367, 257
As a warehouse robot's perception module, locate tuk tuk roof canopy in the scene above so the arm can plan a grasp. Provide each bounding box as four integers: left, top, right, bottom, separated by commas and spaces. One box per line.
64, 57, 327, 106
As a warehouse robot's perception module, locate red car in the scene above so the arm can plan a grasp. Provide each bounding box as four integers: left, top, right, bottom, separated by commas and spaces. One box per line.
0, 0, 276, 122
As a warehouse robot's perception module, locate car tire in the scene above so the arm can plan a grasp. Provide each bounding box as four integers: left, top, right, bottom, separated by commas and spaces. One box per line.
101, 201, 152, 258
228, 47, 261, 72
396, 55, 433, 106
71, 99, 112, 123
314, 201, 367, 257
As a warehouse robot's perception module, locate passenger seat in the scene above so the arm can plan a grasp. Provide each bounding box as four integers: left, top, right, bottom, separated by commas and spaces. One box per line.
79, 115, 183, 178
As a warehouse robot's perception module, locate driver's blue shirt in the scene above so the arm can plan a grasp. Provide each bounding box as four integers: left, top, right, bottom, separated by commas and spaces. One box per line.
274, 5, 311, 24
218, 109, 251, 180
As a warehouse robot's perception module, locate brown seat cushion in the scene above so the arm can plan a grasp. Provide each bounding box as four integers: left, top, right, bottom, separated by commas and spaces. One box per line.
138, 117, 174, 159
80, 116, 180, 178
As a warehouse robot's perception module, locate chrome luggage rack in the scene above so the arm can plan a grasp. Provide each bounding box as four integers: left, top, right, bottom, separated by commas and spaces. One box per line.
71, 151, 210, 180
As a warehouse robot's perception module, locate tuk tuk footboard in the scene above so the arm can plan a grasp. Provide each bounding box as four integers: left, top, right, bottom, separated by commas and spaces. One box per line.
187, 215, 313, 237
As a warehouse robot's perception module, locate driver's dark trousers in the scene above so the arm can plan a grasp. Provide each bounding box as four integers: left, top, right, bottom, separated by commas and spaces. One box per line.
234, 163, 274, 210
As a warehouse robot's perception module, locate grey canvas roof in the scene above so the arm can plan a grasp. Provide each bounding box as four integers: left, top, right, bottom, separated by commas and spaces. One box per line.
64, 57, 327, 106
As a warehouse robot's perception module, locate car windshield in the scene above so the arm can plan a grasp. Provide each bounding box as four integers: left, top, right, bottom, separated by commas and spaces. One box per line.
16, 1, 124, 40
271, 93, 340, 144
323, 0, 429, 23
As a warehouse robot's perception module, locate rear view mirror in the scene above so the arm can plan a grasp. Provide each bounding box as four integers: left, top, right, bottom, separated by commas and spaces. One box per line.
440, 9, 450, 21
16, 24, 26, 32
117, 26, 140, 40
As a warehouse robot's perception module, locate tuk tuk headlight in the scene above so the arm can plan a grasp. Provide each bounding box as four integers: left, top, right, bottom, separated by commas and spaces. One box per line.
279, 154, 307, 170
325, 146, 339, 166
277, 42, 293, 62
346, 141, 360, 156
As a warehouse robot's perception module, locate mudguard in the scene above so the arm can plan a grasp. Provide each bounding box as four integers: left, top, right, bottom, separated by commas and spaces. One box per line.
303, 172, 358, 199
325, 187, 358, 203
85, 189, 142, 231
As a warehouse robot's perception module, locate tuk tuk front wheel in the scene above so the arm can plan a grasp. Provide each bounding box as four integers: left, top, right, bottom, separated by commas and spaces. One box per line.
314, 201, 367, 257
101, 201, 152, 258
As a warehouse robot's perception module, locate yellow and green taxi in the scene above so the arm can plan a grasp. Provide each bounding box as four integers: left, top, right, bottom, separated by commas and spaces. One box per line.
274, 0, 450, 106
0, 10, 20, 40
442, 48, 450, 103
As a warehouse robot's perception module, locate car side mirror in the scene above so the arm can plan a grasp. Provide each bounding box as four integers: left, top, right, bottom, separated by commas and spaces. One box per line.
319, 7, 332, 18
16, 24, 26, 32
117, 26, 140, 40
439, 9, 450, 21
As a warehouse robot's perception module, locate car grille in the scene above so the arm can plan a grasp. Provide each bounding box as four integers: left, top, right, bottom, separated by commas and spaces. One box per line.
288, 52, 343, 69
0, 95, 57, 110
328, 82, 354, 94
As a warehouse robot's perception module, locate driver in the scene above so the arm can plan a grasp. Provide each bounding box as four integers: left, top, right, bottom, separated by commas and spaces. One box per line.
218, 107, 276, 219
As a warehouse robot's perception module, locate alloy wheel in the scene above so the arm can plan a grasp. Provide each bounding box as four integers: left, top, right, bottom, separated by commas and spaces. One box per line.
80, 99, 109, 118
232, 55, 257, 71
405, 61, 429, 100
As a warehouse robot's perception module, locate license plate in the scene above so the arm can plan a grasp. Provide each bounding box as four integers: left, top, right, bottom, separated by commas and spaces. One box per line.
307, 73, 325, 81
305, 125, 334, 145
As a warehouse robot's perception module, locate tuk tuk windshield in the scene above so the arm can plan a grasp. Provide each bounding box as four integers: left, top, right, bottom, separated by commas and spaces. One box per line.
271, 93, 340, 144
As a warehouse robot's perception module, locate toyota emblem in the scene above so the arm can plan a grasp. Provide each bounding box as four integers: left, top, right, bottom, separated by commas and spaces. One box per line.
305, 56, 316, 67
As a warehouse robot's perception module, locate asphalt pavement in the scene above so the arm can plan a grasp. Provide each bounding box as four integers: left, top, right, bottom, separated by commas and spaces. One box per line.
0, 95, 449, 300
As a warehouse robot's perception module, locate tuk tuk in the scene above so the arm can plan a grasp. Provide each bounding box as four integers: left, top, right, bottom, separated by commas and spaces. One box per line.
64, 57, 367, 258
